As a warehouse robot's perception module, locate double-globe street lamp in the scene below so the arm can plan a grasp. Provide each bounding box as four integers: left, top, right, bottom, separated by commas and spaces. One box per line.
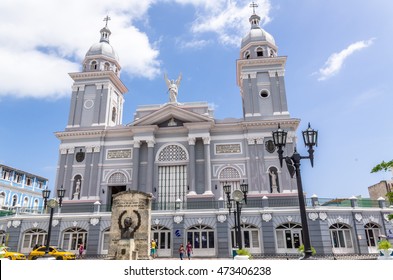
42, 185, 66, 257
272, 123, 318, 259
223, 181, 248, 250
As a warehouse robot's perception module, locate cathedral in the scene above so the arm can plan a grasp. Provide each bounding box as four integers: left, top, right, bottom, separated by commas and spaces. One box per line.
0, 9, 392, 258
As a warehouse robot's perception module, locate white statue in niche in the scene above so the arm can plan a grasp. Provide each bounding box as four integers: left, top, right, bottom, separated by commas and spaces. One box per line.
164, 73, 182, 103
73, 179, 81, 200
269, 169, 278, 193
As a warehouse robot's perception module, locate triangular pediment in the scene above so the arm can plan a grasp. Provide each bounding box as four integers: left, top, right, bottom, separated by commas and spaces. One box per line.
129, 103, 214, 127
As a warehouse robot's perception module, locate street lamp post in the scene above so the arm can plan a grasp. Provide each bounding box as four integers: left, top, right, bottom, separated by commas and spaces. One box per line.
223, 181, 248, 250
42, 185, 66, 258
272, 123, 318, 260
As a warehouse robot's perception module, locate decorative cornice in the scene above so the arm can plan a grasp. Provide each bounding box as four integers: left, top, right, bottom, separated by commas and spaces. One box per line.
55, 130, 106, 139
69, 71, 128, 94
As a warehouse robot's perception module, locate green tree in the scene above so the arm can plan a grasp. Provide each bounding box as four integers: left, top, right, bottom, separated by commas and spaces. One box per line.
371, 160, 393, 220
371, 160, 393, 173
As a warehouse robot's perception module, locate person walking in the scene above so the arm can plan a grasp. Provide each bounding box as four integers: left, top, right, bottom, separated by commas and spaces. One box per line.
179, 244, 185, 260
78, 243, 84, 259
150, 239, 157, 259
186, 241, 193, 260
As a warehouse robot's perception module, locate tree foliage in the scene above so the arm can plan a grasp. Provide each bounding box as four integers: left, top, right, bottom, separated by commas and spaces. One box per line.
371, 160, 393, 173
371, 160, 393, 219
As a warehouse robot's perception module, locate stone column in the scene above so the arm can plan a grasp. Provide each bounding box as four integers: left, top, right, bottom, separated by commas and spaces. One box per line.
64, 147, 75, 200
203, 137, 213, 194
146, 140, 155, 194
188, 137, 196, 195
132, 140, 140, 190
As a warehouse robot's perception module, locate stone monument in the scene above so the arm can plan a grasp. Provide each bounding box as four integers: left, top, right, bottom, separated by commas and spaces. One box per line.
107, 190, 152, 260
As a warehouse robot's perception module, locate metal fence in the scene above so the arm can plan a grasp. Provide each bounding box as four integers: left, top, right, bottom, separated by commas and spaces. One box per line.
1, 197, 391, 215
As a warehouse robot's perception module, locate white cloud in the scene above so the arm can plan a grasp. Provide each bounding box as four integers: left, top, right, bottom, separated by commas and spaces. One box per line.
0, 0, 272, 99
0, 0, 159, 99
175, 0, 271, 47
316, 38, 374, 81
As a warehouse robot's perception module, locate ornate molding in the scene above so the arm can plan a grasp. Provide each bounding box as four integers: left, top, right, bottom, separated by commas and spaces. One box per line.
319, 212, 327, 221
217, 214, 227, 223
354, 213, 362, 222
262, 213, 272, 222
174, 216, 183, 224
12, 220, 21, 228
188, 137, 196, 145
203, 137, 211, 145
90, 218, 100, 226
133, 140, 141, 148
309, 212, 318, 221
52, 220, 59, 227
147, 140, 156, 148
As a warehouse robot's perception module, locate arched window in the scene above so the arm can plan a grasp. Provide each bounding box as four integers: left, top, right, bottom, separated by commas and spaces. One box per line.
0, 230, 6, 246
111, 107, 117, 122
157, 145, 188, 209
62, 227, 88, 251
0, 192, 5, 207
100, 228, 111, 254
256, 47, 263, 57
329, 223, 354, 253
108, 172, 127, 185
104, 62, 110, 70
21, 228, 47, 253
12, 195, 17, 207
365, 223, 381, 248
244, 50, 251, 59
151, 225, 171, 257
230, 224, 260, 252
219, 166, 241, 200
90, 61, 97, 70
33, 199, 39, 213
276, 223, 302, 253
23, 197, 29, 207
187, 225, 215, 253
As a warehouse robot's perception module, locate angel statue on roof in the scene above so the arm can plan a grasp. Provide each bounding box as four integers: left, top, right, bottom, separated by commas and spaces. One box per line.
164, 73, 182, 103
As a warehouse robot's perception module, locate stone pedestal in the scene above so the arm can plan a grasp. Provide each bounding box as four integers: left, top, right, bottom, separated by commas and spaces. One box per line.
107, 190, 152, 260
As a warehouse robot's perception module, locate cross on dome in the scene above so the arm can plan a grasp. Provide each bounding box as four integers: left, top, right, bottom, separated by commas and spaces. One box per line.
250, 1, 258, 14
103, 15, 111, 27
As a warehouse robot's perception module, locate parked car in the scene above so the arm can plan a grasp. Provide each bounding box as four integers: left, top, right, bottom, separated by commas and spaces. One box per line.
28, 246, 76, 260
0, 247, 26, 260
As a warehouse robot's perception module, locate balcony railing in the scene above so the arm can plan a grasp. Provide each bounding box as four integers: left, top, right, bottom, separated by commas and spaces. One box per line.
0, 197, 390, 216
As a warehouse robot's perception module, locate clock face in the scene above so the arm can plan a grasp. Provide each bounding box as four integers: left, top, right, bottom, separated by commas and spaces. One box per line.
232, 190, 244, 202
47, 199, 58, 208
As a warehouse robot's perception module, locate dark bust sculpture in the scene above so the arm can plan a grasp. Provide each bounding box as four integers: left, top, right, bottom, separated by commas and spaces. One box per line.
118, 210, 141, 239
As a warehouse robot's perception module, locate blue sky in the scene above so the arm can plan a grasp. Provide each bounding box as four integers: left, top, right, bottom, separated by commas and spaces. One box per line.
0, 0, 392, 199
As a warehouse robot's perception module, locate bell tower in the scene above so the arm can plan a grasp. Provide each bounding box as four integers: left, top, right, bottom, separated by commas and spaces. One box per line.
236, 6, 290, 121
66, 17, 127, 130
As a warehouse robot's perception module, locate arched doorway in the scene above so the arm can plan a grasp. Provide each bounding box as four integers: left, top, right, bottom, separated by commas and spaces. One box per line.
275, 223, 302, 254
151, 225, 171, 257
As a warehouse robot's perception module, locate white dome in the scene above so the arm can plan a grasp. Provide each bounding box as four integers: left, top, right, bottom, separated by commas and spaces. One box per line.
241, 27, 276, 48
86, 41, 119, 61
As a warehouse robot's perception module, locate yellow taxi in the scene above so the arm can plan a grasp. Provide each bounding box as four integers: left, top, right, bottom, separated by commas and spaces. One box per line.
0, 246, 26, 260
28, 246, 76, 260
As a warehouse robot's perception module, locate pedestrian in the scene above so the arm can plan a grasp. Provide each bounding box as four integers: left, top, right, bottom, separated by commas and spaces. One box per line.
179, 244, 185, 260
150, 239, 157, 258
78, 243, 84, 259
186, 241, 193, 260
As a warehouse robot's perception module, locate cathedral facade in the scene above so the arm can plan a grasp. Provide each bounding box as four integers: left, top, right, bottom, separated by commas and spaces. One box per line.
0, 10, 392, 258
